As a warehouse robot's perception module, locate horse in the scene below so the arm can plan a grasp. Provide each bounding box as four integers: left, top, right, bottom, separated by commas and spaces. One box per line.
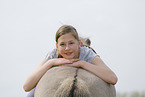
34, 66, 116, 97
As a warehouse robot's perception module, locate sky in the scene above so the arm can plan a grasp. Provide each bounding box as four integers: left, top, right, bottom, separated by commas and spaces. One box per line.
0, 0, 145, 97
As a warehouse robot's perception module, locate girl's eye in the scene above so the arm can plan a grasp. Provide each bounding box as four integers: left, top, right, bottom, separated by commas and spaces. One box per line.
70, 42, 74, 44
60, 43, 65, 46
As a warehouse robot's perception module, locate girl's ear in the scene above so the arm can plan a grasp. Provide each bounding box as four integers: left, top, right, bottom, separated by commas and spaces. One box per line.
79, 40, 82, 47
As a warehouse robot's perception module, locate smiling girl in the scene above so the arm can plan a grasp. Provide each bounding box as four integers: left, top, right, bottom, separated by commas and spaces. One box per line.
23, 25, 118, 97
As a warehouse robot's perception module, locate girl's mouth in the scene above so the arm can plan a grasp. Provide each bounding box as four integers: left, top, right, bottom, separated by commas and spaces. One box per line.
65, 52, 72, 56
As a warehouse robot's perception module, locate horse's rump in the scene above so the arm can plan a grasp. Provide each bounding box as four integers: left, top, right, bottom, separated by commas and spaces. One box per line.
34, 67, 116, 97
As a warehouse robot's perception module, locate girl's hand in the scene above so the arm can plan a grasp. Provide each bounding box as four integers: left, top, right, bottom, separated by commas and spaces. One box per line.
60, 60, 85, 67
47, 58, 79, 67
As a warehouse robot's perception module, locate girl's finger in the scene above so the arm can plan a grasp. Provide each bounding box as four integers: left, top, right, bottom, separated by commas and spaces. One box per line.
71, 59, 79, 62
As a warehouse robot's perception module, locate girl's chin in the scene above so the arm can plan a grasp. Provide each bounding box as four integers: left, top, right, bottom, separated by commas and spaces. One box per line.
64, 57, 74, 59
62, 53, 78, 59
63, 55, 74, 59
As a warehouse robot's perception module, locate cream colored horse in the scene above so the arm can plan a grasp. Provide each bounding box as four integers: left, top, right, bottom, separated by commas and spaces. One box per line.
34, 67, 116, 97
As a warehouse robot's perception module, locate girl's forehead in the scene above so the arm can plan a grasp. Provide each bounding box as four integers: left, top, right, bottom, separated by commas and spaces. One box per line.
58, 33, 77, 42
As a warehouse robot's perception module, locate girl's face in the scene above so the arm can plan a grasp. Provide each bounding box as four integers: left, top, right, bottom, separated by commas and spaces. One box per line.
56, 33, 81, 59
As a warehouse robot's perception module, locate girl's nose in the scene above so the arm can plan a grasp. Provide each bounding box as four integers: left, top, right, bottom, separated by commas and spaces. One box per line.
65, 45, 70, 50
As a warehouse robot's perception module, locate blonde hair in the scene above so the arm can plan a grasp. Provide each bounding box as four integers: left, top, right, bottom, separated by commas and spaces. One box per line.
56, 25, 79, 43
79, 37, 91, 46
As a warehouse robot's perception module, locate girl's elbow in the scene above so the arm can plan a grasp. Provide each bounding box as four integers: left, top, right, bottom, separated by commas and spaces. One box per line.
110, 76, 118, 85
23, 85, 31, 92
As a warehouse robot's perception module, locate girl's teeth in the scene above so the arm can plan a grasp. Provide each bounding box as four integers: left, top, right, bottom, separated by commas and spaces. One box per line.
66, 52, 71, 55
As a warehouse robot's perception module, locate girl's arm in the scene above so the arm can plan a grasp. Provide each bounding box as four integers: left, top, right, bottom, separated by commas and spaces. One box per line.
23, 58, 79, 92
63, 56, 118, 85
23, 59, 51, 92
82, 56, 118, 85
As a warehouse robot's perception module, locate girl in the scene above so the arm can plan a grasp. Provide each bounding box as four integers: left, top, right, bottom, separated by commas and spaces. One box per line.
23, 25, 118, 97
